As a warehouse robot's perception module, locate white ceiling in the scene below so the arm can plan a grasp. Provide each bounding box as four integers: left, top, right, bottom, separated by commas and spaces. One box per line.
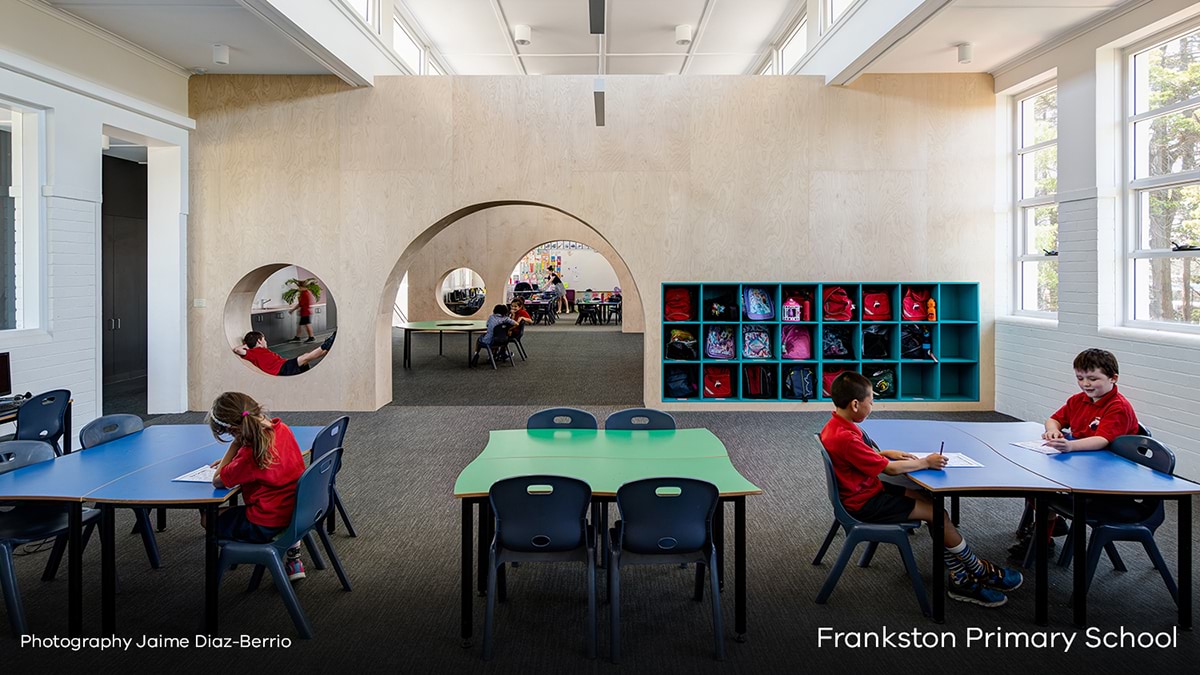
866, 0, 1135, 74
405, 0, 801, 75
47, 0, 326, 74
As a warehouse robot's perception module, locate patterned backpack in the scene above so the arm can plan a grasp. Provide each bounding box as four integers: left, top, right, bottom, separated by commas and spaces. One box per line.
742, 324, 772, 359
743, 287, 774, 321
704, 325, 736, 360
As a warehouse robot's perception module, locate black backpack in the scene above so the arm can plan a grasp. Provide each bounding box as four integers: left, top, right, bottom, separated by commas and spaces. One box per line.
666, 329, 699, 360
823, 326, 853, 359
665, 366, 697, 398
869, 368, 897, 399
900, 325, 932, 360
742, 365, 775, 399
782, 366, 815, 401
862, 324, 892, 360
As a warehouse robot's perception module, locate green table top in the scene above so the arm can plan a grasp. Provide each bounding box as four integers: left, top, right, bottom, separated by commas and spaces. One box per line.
399, 320, 488, 331
454, 428, 761, 498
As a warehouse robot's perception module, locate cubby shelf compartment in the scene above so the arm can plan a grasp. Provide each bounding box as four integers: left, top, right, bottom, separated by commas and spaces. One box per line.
661, 282, 980, 403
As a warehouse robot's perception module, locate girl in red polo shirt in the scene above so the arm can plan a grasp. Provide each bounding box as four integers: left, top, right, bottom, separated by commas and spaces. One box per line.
206, 392, 308, 580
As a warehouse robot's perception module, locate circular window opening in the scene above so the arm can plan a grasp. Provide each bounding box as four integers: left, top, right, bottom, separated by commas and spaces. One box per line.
233, 265, 338, 376
438, 268, 486, 317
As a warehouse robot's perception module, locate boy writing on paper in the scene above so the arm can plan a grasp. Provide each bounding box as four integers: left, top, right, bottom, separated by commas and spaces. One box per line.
820, 372, 1023, 608
1011, 348, 1142, 558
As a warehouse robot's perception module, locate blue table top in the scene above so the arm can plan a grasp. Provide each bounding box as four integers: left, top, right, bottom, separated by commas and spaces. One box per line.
0, 424, 323, 504
860, 420, 1065, 493
951, 421, 1200, 496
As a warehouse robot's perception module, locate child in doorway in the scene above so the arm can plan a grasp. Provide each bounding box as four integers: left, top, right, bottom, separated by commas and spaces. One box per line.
820, 371, 1022, 607
1010, 348, 1141, 559
234, 330, 335, 376
470, 304, 517, 367
205, 392, 307, 580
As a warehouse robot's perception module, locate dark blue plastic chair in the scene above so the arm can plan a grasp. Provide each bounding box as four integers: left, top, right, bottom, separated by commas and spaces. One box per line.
609, 478, 723, 663
216, 448, 351, 639
812, 439, 930, 617
508, 323, 527, 361
603, 408, 676, 431
1051, 435, 1178, 602
483, 476, 596, 661
312, 416, 357, 538
0, 440, 100, 636
526, 408, 597, 430
14, 390, 70, 456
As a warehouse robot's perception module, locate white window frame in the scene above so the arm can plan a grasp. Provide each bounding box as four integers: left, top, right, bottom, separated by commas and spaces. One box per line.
0, 101, 44, 335
343, 0, 379, 33
1123, 19, 1200, 334
824, 0, 856, 32
1012, 83, 1058, 317
391, 16, 424, 74
779, 17, 808, 75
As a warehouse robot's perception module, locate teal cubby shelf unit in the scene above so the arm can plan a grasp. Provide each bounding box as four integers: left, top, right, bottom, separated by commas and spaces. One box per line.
661, 282, 980, 403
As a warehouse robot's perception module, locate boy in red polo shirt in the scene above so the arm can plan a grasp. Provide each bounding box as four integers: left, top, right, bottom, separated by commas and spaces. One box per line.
1010, 348, 1141, 558
233, 330, 335, 376
820, 372, 1023, 607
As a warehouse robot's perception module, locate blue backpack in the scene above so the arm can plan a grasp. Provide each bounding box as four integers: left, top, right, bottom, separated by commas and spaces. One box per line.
743, 287, 774, 321
705, 325, 736, 360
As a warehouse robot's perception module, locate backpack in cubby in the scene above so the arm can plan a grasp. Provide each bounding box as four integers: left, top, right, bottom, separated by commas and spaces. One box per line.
900, 325, 932, 360
822, 326, 853, 359
869, 368, 897, 399
703, 365, 733, 397
704, 325, 736, 360
666, 329, 699, 361
902, 288, 931, 320
743, 365, 775, 399
665, 288, 694, 321
823, 286, 855, 321
863, 290, 892, 321
861, 324, 892, 360
782, 366, 816, 401
822, 369, 850, 398
743, 287, 774, 321
742, 325, 772, 359
665, 366, 697, 398
706, 293, 740, 321
781, 324, 812, 360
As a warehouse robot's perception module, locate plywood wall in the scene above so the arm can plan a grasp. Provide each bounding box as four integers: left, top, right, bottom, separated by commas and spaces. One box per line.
404, 204, 644, 332
188, 73, 996, 411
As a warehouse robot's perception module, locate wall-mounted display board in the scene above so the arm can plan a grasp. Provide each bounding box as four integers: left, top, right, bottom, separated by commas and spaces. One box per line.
662, 283, 979, 403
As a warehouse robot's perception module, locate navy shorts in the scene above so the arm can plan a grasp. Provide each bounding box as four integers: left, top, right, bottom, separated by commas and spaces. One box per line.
298, 315, 312, 326
850, 483, 916, 524
216, 505, 284, 544
277, 358, 310, 376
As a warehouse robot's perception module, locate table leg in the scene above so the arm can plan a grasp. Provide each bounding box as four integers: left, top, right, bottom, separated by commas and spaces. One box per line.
1180, 495, 1192, 630
734, 496, 746, 642
950, 496, 960, 526
931, 495, 945, 624
205, 503, 219, 635
478, 500, 490, 596
404, 329, 411, 369
68, 502, 82, 636
1034, 495, 1048, 626
461, 499, 473, 647
1072, 494, 1088, 627
101, 504, 117, 634
467, 332, 476, 367
714, 500, 725, 591
63, 402, 73, 454
439, 331, 444, 356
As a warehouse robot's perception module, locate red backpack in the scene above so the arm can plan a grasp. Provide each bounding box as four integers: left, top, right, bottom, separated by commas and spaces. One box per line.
902, 288, 931, 320
823, 287, 854, 321
823, 368, 849, 398
862, 290, 892, 321
703, 365, 733, 398
665, 288, 693, 321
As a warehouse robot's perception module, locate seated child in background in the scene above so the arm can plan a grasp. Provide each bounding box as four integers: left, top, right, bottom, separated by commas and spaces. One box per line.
234, 330, 335, 376
471, 304, 516, 366
509, 297, 533, 336
205, 392, 307, 580
1011, 348, 1142, 558
820, 372, 1022, 608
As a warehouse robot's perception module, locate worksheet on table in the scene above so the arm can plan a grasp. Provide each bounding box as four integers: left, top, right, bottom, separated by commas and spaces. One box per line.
173, 465, 217, 483
942, 452, 984, 468
1010, 441, 1060, 455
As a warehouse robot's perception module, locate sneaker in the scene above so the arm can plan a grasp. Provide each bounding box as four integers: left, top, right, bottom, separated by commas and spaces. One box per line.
289, 337, 302, 343
320, 330, 337, 352
285, 557, 305, 582
305, 336, 315, 343
948, 575, 1007, 608
973, 558, 1023, 591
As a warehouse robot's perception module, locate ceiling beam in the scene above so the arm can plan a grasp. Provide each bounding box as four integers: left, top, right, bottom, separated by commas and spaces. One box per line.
487, 0, 526, 75
680, 0, 719, 75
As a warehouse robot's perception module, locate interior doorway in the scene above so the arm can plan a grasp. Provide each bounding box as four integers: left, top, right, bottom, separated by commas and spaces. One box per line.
100, 147, 149, 416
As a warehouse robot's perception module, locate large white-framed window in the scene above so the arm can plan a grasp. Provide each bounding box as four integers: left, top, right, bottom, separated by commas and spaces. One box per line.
824, 0, 855, 31
345, 0, 379, 32
0, 101, 42, 332
392, 17, 423, 74
1014, 84, 1059, 315
1126, 23, 1200, 330
779, 17, 808, 75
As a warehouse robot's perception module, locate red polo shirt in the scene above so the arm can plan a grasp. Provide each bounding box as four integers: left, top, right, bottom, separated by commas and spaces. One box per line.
1050, 385, 1138, 443
219, 420, 305, 528
298, 289, 314, 317
242, 347, 285, 376
819, 412, 889, 512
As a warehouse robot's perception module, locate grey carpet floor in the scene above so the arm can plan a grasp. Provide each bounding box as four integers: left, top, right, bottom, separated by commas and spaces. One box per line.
391, 324, 643, 407
6, 405, 1197, 674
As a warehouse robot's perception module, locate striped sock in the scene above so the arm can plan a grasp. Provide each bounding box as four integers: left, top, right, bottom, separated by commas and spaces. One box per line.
948, 538, 985, 578
944, 548, 970, 584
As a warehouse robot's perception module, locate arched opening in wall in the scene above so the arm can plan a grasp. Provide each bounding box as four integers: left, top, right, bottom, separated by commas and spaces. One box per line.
225, 264, 339, 377
437, 267, 486, 316
380, 202, 645, 409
